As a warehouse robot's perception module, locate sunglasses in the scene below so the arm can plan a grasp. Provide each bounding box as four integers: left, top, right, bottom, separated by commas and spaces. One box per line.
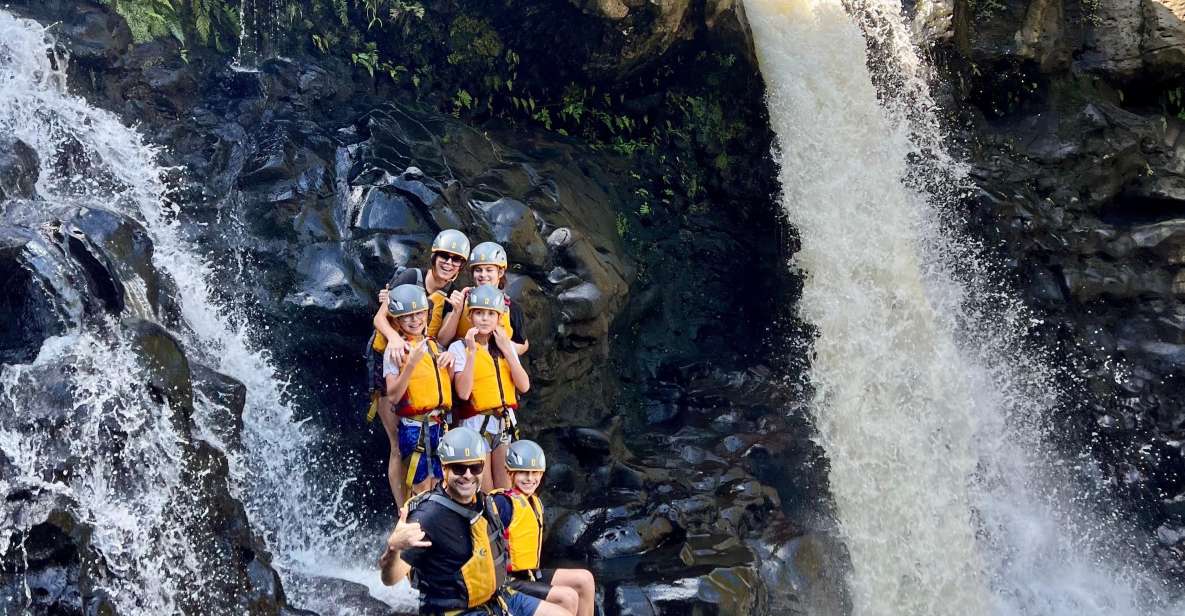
446, 462, 485, 477
435, 253, 465, 264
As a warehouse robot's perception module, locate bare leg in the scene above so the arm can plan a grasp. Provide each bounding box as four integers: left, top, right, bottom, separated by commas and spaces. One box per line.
545, 586, 579, 615
530, 598, 574, 616
550, 569, 596, 616
492, 441, 510, 490
412, 475, 435, 497
376, 399, 406, 506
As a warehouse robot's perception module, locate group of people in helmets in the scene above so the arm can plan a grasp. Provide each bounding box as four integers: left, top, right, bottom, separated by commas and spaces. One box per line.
369, 230, 597, 616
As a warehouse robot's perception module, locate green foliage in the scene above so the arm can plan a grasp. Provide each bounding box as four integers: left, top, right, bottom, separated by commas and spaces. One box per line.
447, 16, 503, 68
360, 0, 424, 28
312, 33, 331, 54
333, 0, 350, 25
390, 0, 426, 20
452, 89, 475, 114
1163, 87, 1185, 121
351, 43, 379, 76
603, 138, 654, 157
104, 0, 182, 43
967, 0, 1007, 21
351, 42, 409, 81
103, 0, 239, 51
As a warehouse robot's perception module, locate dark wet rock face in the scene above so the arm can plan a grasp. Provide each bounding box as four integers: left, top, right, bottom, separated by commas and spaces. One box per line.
0, 200, 178, 366
0, 136, 38, 201
0, 491, 117, 616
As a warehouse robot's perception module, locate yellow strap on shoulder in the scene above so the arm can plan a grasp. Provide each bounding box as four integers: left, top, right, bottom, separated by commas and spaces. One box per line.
404, 449, 422, 501
366, 391, 379, 422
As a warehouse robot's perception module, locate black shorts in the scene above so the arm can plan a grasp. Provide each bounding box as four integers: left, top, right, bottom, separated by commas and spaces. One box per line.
507, 569, 556, 600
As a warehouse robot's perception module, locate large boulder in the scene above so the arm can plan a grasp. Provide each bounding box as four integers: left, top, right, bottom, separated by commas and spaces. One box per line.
0, 489, 119, 616
0, 201, 179, 367
0, 136, 38, 201
955, 0, 1185, 81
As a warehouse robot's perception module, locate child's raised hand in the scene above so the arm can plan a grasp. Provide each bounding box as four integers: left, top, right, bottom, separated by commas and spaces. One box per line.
408, 339, 430, 362
492, 325, 514, 355
388, 335, 409, 367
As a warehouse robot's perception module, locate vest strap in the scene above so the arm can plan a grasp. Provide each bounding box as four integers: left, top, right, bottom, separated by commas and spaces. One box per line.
404, 412, 446, 499
405, 408, 448, 423
427, 493, 482, 524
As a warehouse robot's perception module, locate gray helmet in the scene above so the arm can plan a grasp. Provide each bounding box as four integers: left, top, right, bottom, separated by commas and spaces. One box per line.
506, 440, 546, 472
438, 427, 488, 464
388, 284, 429, 317
466, 285, 507, 314
468, 241, 508, 269
431, 229, 471, 260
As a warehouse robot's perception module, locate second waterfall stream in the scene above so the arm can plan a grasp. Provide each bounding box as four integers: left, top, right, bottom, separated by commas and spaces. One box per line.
743, 0, 1181, 614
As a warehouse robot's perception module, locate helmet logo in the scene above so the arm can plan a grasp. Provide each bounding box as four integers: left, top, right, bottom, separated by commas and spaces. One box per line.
464, 447, 471, 456
530, 457, 537, 466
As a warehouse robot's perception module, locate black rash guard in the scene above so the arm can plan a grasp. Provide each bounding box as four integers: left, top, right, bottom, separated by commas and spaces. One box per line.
400, 488, 504, 611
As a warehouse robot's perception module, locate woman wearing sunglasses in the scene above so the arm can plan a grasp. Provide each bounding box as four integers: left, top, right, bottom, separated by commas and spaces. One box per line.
366, 229, 469, 422
380, 427, 572, 616
449, 286, 530, 491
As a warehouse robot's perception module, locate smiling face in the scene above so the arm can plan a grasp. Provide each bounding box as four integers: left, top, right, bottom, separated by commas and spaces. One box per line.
468, 307, 501, 335
443, 462, 483, 503
471, 264, 504, 287
511, 470, 543, 496
432, 252, 464, 281
396, 310, 426, 337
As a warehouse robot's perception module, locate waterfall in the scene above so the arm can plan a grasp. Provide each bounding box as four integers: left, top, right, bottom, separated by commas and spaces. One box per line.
0, 12, 413, 613
234, 0, 277, 70
743, 0, 1182, 614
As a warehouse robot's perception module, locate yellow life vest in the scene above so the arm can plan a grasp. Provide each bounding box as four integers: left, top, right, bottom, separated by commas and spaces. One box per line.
460, 513, 501, 607
372, 290, 447, 353
456, 344, 517, 420
408, 491, 508, 610
491, 489, 543, 572
395, 337, 452, 417
456, 302, 514, 342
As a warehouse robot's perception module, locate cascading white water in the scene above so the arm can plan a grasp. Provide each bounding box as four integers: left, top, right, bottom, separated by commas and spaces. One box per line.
743, 0, 1182, 614
2, 333, 197, 613
234, 0, 279, 70
0, 12, 413, 613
